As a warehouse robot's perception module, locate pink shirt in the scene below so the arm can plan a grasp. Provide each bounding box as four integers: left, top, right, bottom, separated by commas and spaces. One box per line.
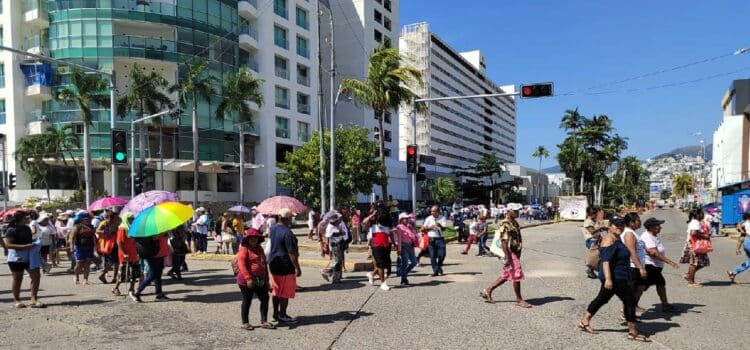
396, 224, 418, 246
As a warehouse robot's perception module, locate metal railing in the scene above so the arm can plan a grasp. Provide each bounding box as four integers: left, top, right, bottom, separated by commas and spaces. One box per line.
275, 66, 290, 80
114, 35, 176, 53
297, 103, 310, 114
297, 74, 310, 86
246, 58, 259, 72
240, 25, 258, 40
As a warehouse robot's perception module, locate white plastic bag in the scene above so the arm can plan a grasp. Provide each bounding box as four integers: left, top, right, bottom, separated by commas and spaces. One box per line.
489, 229, 505, 260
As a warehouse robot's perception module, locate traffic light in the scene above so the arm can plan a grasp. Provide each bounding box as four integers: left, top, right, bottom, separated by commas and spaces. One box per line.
134, 162, 146, 194
168, 108, 182, 119
520, 83, 553, 98
416, 166, 426, 182
111, 129, 127, 164
406, 144, 418, 173
8, 173, 16, 189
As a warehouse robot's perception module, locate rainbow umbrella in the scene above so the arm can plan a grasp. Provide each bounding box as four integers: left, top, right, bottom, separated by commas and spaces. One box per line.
128, 201, 193, 238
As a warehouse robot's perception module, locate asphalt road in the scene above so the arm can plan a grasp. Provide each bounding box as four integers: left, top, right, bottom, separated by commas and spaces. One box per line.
1, 208, 747, 349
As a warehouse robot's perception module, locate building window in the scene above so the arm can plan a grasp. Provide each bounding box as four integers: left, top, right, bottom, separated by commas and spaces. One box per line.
384, 17, 392, 30
384, 112, 392, 124
0, 64, 4, 88
275, 86, 290, 109
384, 148, 391, 157
297, 93, 310, 114
0, 100, 5, 124
384, 36, 392, 48
374, 30, 382, 43
384, 0, 392, 11
276, 143, 294, 163
296, 6, 309, 30
177, 172, 209, 191
274, 0, 288, 19
274, 55, 289, 80
217, 173, 236, 192
297, 64, 310, 86
296, 36, 309, 58
298, 122, 310, 142
275, 117, 290, 138
274, 25, 288, 49
374, 10, 382, 23
0, 0, 3, 14
384, 130, 392, 142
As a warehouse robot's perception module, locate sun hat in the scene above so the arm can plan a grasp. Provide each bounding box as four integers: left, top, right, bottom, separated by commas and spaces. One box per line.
38, 212, 50, 222
609, 216, 626, 227
73, 212, 90, 223
398, 212, 410, 221
245, 227, 262, 237
325, 210, 342, 221
278, 208, 294, 219
507, 203, 523, 211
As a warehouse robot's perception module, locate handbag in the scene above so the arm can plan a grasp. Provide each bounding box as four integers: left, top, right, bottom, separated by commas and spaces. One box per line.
585, 242, 601, 270
489, 229, 505, 259
691, 237, 713, 254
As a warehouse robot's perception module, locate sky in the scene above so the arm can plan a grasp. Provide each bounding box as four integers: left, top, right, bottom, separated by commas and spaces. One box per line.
399, 0, 750, 169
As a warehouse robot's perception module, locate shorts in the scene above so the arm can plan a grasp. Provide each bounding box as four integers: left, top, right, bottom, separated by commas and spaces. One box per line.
119, 262, 141, 282
74, 245, 96, 261
641, 265, 666, 290
104, 248, 120, 265
8, 261, 30, 272
629, 267, 648, 287
271, 274, 297, 299
57, 238, 68, 248
40, 245, 51, 255
501, 253, 524, 282
372, 246, 391, 269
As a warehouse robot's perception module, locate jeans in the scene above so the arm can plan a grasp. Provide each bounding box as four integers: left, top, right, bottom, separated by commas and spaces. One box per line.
732, 239, 750, 276
586, 279, 636, 322
196, 234, 208, 253
428, 237, 446, 274
239, 283, 270, 324
478, 235, 489, 254
168, 254, 185, 278
137, 257, 164, 295
400, 243, 418, 282
324, 242, 344, 282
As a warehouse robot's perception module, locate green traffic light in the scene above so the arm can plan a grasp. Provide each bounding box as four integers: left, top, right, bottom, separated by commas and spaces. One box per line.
115, 152, 126, 161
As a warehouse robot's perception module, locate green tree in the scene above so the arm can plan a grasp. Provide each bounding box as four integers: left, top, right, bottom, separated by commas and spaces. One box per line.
673, 173, 694, 204
340, 46, 423, 201
15, 135, 52, 199
56, 68, 110, 206
473, 152, 505, 203
559, 107, 585, 193
44, 125, 83, 189
169, 59, 216, 208
660, 189, 672, 201
429, 177, 459, 205
532, 145, 550, 202
278, 126, 384, 209
607, 156, 649, 206
216, 67, 264, 204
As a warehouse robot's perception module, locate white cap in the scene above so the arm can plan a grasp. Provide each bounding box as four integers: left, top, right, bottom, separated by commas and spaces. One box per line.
38, 213, 50, 222
507, 203, 523, 211
196, 207, 205, 212
398, 213, 410, 221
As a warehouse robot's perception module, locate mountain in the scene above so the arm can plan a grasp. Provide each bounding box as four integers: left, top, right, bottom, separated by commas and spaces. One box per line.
543, 165, 561, 173
652, 144, 712, 161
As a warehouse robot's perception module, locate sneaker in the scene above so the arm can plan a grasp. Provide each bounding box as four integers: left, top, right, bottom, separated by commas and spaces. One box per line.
129, 292, 142, 303
438, 268, 444, 276
278, 315, 298, 323
155, 294, 170, 300
366, 272, 374, 285
380, 282, 391, 291
321, 271, 330, 282
400, 278, 409, 286
460, 251, 468, 255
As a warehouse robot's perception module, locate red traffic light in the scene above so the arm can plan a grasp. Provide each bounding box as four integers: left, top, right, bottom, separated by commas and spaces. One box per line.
407, 146, 416, 155
522, 86, 533, 96
520, 83, 553, 98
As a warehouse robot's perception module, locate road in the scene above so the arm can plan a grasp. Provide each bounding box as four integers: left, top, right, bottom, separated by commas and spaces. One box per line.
0, 208, 747, 349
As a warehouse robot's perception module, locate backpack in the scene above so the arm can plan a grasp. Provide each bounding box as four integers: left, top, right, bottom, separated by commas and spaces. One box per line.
230, 247, 247, 276
135, 237, 159, 259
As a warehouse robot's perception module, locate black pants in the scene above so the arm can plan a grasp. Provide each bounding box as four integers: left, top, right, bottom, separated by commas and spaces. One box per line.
239, 283, 269, 324
168, 254, 185, 278
586, 279, 636, 322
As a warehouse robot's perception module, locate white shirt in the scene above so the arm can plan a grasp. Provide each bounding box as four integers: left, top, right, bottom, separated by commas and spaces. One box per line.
621, 228, 646, 268
326, 222, 345, 244
686, 219, 701, 242
640, 231, 665, 268
195, 214, 209, 234
37, 223, 56, 246
423, 215, 444, 238
743, 221, 750, 235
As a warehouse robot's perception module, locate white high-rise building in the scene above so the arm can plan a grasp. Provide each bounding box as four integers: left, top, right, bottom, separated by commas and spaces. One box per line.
398, 22, 517, 172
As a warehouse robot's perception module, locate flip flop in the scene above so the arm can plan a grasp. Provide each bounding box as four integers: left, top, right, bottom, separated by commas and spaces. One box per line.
577, 321, 599, 335
627, 333, 651, 342
13, 302, 26, 309
515, 301, 532, 308
727, 271, 735, 284
29, 302, 46, 309
259, 322, 276, 330
688, 283, 703, 288
479, 289, 494, 303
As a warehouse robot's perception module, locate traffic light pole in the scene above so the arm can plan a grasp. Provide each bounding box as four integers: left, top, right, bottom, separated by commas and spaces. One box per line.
130, 109, 172, 197
110, 76, 117, 197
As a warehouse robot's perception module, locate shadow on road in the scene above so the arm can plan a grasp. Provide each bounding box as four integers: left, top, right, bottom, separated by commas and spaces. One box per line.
0, 293, 75, 304
407, 280, 455, 288
298, 280, 367, 292
179, 275, 236, 287
45, 299, 114, 307
279, 310, 374, 329
182, 291, 238, 303
640, 302, 705, 321
526, 296, 575, 306
701, 281, 732, 287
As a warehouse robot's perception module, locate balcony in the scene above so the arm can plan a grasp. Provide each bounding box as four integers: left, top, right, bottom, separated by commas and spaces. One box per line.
26, 84, 52, 101
23, 35, 48, 56
297, 74, 310, 87
275, 66, 290, 80
238, 0, 259, 19
24, 0, 49, 28
297, 103, 310, 115
239, 26, 259, 52
246, 57, 259, 73
26, 118, 51, 135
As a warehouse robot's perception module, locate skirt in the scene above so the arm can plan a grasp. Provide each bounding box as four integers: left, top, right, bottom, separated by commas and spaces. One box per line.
679, 242, 710, 268
271, 274, 297, 299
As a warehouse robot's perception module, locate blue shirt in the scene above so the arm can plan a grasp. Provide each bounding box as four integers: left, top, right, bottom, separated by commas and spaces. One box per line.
598, 239, 631, 281
268, 224, 298, 276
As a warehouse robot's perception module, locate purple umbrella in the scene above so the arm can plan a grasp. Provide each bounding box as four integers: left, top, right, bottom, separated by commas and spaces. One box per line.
228, 205, 251, 213
120, 190, 180, 218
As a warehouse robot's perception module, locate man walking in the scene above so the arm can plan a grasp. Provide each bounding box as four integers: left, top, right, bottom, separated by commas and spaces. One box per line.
480, 203, 532, 308
424, 205, 446, 277
268, 208, 301, 323
321, 211, 346, 283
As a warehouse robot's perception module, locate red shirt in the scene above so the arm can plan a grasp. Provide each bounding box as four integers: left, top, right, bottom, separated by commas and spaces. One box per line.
370, 225, 391, 248
236, 245, 268, 285
117, 227, 138, 263
156, 234, 170, 258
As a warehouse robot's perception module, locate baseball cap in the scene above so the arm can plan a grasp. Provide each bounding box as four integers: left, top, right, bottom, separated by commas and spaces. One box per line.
507, 203, 523, 211
398, 212, 410, 221
643, 218, 665, 228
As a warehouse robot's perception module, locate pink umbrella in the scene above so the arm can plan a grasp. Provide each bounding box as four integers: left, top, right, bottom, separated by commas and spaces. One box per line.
120, 190, 180, 217
255, 196, 307, 216
88, 196, 129, 213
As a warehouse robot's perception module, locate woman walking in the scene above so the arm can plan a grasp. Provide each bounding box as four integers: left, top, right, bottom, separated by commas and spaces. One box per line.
4, 211, 44, 308
578, 216, 650, 342
168, 226, 190, 280
728, 213, 750, 283
132, 233, 170, 302
635, 218, 679, 312
680, 208, 711, 287
70, 212, 96, 285
396, 213, 418, 285
583, 207, 607, 279
113, 213, 140, 299
96, 208, 121, 284
363, 210, 396, 291
35, 213, 56, 274
237, 228, 275, 330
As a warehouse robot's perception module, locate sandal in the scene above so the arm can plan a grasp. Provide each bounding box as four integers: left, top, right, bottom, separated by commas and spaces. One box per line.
14, 302, 26, 309
727, 271, 735, 284
240, 323, 254, 331
627, 333, 651, 342
111, 288, 122, 296
479, 289, 494, 303
577, 321, 599, 334
259, 322, 276, 330
687, 283, 703, 288
29, 302, 46, 309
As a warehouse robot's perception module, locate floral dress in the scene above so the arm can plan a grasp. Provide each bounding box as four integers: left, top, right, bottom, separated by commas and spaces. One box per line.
680, 221, 710, 267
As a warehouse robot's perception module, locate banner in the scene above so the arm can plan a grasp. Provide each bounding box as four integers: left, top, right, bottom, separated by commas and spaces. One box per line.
739, 194, 750, 214
559, 196, 588, 221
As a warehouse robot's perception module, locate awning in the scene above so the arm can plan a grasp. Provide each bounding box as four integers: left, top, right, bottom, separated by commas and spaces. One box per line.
35, 158, 263, 172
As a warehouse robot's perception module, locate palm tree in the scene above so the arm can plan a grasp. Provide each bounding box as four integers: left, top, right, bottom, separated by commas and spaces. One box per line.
44, 125, 82, 189
117, 63, 172, 196
430, 177, 458, 205
57, 68, 110, 207
473, 152, 505, 204
673, 173, 694, 205
216, 67, 264, 204
15, 135, 52, 201
560, 107, 584, 193
340, 46, 423, 201
169, 59, 216, 208
532, 146, 550, 203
